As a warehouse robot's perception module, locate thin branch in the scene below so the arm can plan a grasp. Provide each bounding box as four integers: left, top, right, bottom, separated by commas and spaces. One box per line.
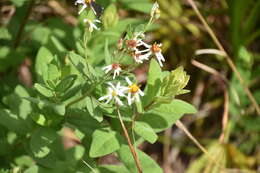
186, 0, 260, 116
219, 90, 229, 144
13, 0, 35, 49
191, 59, 230, 144
117, 108, 143, 173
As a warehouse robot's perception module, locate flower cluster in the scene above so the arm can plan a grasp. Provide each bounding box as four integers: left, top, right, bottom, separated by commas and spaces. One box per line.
75, 1, 163, 106
75, 0, 101, 32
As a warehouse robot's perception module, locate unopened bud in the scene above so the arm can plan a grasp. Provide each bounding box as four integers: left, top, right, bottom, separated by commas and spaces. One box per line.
150, 2, 160, 19
117, 38, 123, 50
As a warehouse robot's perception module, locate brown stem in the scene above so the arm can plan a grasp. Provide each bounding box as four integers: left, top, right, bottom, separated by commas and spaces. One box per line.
13, 0, 35, 49
186, 0, 260, 116
117, 108, 143, 173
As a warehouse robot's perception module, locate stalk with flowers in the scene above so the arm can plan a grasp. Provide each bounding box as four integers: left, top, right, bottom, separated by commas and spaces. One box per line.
4, 1, 196, 172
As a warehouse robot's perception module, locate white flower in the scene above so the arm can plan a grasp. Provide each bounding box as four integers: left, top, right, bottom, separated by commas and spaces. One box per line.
126, 33, 150, 51
75, 0, 88, 14
84, 19, 101, 32
123, 77, 144, 105
136, 43, 165, 67
102, 63, 122, 79
98, 82, 125, 106
131, 52, 150, 64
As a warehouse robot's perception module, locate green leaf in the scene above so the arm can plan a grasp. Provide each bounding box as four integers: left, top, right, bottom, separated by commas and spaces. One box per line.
153, 99, 197, 115
66, 108, 101, 137
86, 97, 103, 122
103, 4, 119, 29
89, 129, 121, 158
3, 85, 32, 119
50, 36, 66, 52
24, 97, 65, 116
0, 109, 29, 134
134, 121, 158, 144
48, 64, 60, 82
34, 83, 53, 97
118, 145, 163, 173
140, 99, 197, 132
35, 47, 53, 83
68, 52, 95, 79
30, 127, 58, 158
143, 59, 162, 106
99, 165, 130, 173
119, 0, 153, 13
65, 145, 85, 162
55, 74, 77, 93
160, 66, 190, 100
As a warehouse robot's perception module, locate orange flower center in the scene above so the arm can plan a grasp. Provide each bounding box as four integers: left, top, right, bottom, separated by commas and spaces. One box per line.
126, 40, 137, 49
112, 63, 120, 69
129, 84, 139, 93
151, 43, 161, 53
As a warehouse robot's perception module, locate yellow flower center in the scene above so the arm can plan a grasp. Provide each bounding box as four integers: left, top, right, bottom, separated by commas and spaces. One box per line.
112, 90, 117, 97
85, 0, 94, 4
129, 84, 139, 93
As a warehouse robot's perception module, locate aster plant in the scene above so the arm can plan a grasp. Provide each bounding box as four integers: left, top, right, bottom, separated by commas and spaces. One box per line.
0, 1, 196, 172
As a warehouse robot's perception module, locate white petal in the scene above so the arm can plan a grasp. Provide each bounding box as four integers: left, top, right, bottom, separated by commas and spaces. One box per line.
115, 97, 123, 106
138, 89, 144, 96
98, 95, 110, 101
138, 40, 151, 48
136, 49, 150, 54
105, 96, 113, 104
125, 77, 132, 85
140, 52, 152, 60
94, 19, 101, 23
78, 4, 87, 14
127, 93, 132, 105
155, 52, 165, 67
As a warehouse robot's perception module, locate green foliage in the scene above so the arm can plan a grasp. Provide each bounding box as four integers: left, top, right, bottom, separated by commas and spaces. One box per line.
0, 0, 198, 172
118, 145, 163, 173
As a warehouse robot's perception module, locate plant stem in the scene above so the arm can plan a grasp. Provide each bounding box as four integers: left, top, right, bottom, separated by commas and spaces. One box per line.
117, 108, 143, 173
13, 0, 35, 49
186, 0, 260, 116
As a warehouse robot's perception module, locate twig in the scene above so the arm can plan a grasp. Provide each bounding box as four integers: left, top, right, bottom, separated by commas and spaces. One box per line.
186, 0, 260, 116
191, 59, 230, 144
13, 0, 35, 48
117, 108, 143, 173
219, 90, 229, 143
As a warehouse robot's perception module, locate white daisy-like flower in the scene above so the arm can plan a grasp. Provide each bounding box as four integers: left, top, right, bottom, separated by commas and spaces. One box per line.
126, 32, 149, 51
83, 18, 101, 32
75, 0, 88, 14
131, 52, 150, 64
123, 77, 144, 105
136, 43, 165, 67
102, 63, 122, 79
98, 82, 125, 106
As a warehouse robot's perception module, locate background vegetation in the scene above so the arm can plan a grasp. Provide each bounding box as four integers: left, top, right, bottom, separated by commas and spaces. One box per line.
0, 0, 260, 172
